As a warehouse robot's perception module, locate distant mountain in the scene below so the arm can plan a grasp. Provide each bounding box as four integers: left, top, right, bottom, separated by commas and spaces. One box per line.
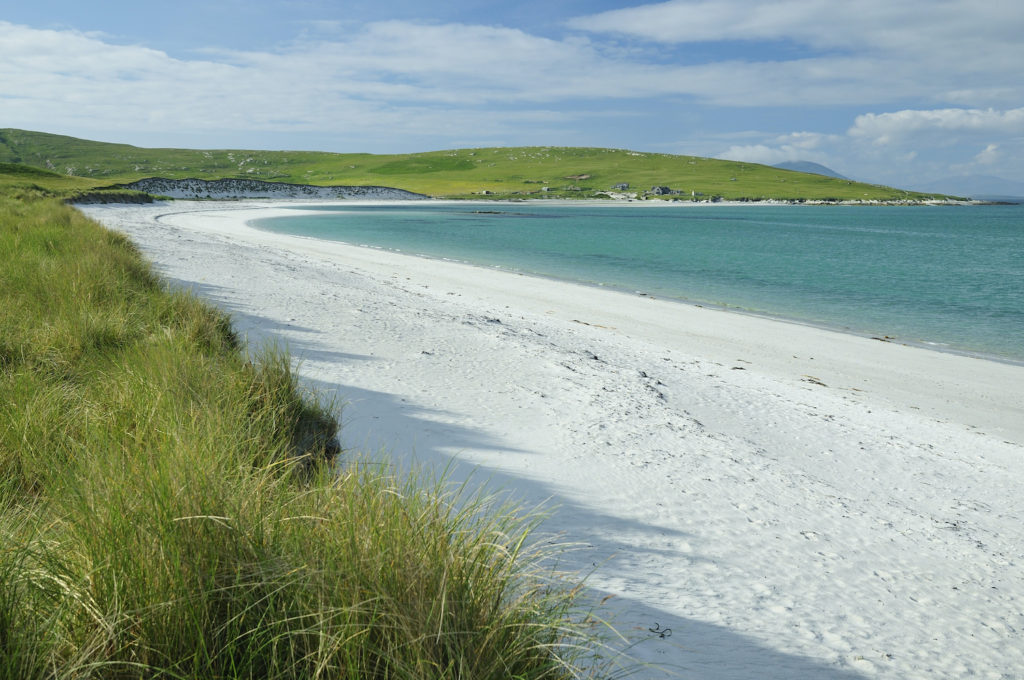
773, 161, 848, 180
911, 174, 1024, 200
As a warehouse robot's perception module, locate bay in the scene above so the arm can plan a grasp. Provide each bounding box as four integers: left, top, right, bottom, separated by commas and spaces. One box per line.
252, 202, 1024, 363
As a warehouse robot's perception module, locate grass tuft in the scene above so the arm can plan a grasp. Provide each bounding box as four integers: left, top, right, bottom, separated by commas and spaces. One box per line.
0, 192, 608, 678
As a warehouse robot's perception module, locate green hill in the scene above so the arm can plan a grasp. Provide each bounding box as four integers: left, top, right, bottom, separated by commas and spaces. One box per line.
0, 160, 106, 199
0, 128, 953, 202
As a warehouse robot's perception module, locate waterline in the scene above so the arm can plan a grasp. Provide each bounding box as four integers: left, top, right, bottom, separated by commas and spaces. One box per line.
252, 202, 1024, 363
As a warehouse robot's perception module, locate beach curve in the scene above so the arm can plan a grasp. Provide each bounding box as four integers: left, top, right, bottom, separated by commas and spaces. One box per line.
80, 200, 1024, 680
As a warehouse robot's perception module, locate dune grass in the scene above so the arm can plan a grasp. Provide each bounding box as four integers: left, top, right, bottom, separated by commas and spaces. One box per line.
0, 194, 604, 678
0, 162, 149, 205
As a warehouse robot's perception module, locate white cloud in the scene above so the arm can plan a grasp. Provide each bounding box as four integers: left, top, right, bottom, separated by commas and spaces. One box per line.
0, 20, 615, 143
569, 0, 863, 45
718, 144, 799, 165
974, 144, 1000, 165
719, 131, 840, 164
848, 108, 1024, 145
772, 131, 836, 151
568, 0, 1022, 53
3, 8, 1021, 152
711, 107, 1024, 185
568, 0, 1024, 109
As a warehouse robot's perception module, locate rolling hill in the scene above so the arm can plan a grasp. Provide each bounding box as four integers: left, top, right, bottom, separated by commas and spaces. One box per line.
772, 160, 848, 180
0, 160, 109, 199
0, 128, 954, 202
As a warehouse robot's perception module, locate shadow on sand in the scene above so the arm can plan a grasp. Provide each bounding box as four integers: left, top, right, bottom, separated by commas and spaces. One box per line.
172, 278, 869, 680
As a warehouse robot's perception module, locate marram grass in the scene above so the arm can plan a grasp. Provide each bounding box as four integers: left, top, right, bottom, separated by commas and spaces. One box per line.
0, 195, 613, 678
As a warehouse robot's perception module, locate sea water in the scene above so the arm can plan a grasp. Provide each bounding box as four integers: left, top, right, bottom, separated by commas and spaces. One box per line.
252, 203, 1024, 363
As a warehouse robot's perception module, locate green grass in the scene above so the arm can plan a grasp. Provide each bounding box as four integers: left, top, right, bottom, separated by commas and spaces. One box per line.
0, 162, 103, 200
0, 193, 607, 678
0, 162, 149, 204
1, 127, 956, 202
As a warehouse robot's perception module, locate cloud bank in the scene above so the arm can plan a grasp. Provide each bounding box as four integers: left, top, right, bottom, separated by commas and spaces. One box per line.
848, 108, 1024, 144
718, 106, 1024, 184
1, 2, 1022, 183
568, 0, 1023, 108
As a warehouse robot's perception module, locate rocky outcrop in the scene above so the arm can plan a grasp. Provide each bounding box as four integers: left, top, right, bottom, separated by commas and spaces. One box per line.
115, 177, 429, 200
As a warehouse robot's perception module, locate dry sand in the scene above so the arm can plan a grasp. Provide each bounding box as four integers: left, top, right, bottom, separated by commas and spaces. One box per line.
81, 201, 1024, 679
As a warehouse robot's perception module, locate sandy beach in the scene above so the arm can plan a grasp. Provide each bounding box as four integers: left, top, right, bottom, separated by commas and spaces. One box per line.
81, 201, 1024, 679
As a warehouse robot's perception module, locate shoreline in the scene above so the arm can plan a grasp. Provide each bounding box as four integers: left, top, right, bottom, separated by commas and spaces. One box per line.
244, 199, 1022, 366
149, 199, 1024, 441
81, 200, 1024, 679
244, 206, 1023, 368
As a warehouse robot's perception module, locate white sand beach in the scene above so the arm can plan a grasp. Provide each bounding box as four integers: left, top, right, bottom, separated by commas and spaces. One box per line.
81, 201, 1024, 680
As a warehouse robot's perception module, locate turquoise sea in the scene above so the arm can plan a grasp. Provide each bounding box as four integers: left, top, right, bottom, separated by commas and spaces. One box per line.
252, 203, 1024, 363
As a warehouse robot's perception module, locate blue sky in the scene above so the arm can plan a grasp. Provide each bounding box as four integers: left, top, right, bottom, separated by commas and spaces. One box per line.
2, 0, 1022, 188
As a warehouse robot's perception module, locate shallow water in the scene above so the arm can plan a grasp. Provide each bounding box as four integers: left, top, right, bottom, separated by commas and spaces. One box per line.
253, 202, 1024, 362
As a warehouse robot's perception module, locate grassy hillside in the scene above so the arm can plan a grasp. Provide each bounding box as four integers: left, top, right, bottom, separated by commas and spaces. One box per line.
0, 161, 103, 198
1, 128, 950, 202
0, 161, 152, 204
0, 187, 603, 677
